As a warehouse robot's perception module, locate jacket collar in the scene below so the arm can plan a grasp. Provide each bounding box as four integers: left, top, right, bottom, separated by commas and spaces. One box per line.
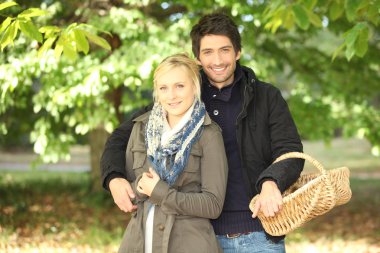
236, 65, 258, 125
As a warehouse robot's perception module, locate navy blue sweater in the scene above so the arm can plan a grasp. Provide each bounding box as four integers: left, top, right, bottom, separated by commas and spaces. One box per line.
201, 64, 263, 235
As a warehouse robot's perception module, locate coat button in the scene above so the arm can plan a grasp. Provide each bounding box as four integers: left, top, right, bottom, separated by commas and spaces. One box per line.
213, 110, 219, 116
158, 224, 165, 231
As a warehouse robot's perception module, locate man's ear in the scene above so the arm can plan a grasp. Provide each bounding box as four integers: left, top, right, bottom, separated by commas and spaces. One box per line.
196, 58, 202, 66
235, 51, 241, 61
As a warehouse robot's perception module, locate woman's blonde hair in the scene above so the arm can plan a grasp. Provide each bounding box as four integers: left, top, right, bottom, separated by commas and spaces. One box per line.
153, 53, 201, 102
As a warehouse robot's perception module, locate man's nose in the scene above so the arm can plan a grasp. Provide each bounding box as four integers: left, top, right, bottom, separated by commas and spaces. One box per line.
214, 52, 223, 65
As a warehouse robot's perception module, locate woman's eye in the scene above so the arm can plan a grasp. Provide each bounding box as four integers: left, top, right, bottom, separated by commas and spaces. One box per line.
159, 86, 167, 91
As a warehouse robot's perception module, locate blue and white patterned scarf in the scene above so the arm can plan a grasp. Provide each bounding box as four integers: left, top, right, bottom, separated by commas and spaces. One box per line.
145, 100, 206, 186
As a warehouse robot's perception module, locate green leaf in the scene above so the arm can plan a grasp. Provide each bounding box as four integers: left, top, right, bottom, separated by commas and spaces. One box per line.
37, 36, 56, 57
332, 43, 345, 61
74, 29, 89, 54
307, 10, 322, 27
39, 26, 61, 39
303, 0, 317, 10
54, 37, 64, 59
10, 20, 18, 39
0, 17, 12, 34
18, 8, 48, 18
355, 25, 368, 57
82, 30, 111, 50
0, 21, 17, 50
63, 42, 77, 61
345, 43, 355, 61
77, 23, 112, 37
39, 26, 61, 34
345, 0, 361, 22
329, 1, 344, 20
66, 22, 78, 33
283, 10, 295, 30
19, 20, 43, 42
367, 5, 379, 25
292, 4, 310, 30
0, 1, 18, 11
344, 27, 359, 48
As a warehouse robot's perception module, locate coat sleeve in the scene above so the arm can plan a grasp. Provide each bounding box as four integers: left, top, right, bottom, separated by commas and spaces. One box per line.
100, 104, 153, 190
256, 88, 304, 193
149, 127, 228, 219
121, 122, 149, 202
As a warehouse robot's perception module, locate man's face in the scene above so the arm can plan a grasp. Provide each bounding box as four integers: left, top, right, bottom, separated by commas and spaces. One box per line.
197, 34, 241, 89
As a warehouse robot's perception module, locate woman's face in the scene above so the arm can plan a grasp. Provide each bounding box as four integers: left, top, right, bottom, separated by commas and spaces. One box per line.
156, 66, 196, 126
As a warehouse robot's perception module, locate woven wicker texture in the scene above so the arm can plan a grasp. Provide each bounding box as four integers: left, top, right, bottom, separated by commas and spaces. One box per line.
249, 152, 352, 236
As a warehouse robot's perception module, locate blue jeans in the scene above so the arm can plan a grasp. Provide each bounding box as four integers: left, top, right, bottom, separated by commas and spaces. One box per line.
216, 231, 285, 253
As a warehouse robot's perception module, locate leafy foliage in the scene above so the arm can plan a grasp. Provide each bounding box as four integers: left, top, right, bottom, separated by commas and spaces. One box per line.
0, 0, 379, 166
0, 1, 110, 60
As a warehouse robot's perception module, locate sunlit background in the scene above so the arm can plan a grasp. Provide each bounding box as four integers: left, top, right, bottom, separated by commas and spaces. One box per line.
1, 0, 379, 252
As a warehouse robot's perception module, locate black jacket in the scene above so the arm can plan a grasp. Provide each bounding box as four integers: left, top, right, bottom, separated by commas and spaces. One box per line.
100, 65, 304, 199
235, 66, 304, 198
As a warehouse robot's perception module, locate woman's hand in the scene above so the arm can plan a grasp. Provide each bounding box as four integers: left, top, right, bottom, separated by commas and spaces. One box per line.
137, 168, 160, 197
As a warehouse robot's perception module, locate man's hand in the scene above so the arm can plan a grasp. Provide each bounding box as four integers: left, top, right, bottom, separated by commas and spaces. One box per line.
251, 180, 283, 218
109, 178, 137, 213
137, 168, 160, 197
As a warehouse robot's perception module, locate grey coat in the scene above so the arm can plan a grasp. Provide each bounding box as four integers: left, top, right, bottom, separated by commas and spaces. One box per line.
118, 111, 228, 253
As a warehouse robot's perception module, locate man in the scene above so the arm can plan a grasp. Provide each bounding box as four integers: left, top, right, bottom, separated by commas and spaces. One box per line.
101, 13, 304, 252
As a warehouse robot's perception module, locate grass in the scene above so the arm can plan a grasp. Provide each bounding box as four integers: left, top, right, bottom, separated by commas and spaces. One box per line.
0, 171, 128, 252
303, 138, 380, 173
286, 178, 380, 253
1, 138, 379, 252
1, 171, 379, 253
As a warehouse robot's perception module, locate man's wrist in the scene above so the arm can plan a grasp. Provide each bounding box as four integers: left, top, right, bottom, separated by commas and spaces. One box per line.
258, 177, 277, 192
105, 172, 127, 190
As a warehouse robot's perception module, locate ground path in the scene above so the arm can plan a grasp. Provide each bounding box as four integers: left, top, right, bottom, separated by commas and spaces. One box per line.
1, 138, 379, 178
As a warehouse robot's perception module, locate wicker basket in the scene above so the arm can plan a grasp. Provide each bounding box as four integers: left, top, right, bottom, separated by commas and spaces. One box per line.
249, 152, 352, 236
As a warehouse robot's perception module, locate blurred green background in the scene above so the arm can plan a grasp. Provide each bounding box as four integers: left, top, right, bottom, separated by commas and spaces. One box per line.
1, 0, 379, 252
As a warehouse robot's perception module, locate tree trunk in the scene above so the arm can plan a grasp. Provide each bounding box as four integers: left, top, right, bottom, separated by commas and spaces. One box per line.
89, 126, 110, 192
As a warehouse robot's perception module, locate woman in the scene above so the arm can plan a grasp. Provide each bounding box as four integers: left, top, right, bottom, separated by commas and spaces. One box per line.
118, 53, 228, 253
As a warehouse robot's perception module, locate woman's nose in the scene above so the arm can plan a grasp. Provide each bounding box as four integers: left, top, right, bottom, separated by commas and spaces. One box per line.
167, 87, 176, 99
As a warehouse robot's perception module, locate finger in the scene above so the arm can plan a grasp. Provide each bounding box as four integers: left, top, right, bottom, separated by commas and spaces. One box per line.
136, 180, 144, 192
251, 202, 260, 218
145, 169, 153, 178
118, 196, 136, 213
276, 196, 283, 209
262, 204, 269, 217
136, 184, 143, 193
149, 167, 159, 178
125, 181, 136, 199
272, 202, 279, 214
268, 201, 276, 217
261, 200, 271, 217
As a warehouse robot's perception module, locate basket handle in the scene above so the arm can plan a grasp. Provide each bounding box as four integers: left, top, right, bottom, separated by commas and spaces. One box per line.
274, 152, 326, 175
